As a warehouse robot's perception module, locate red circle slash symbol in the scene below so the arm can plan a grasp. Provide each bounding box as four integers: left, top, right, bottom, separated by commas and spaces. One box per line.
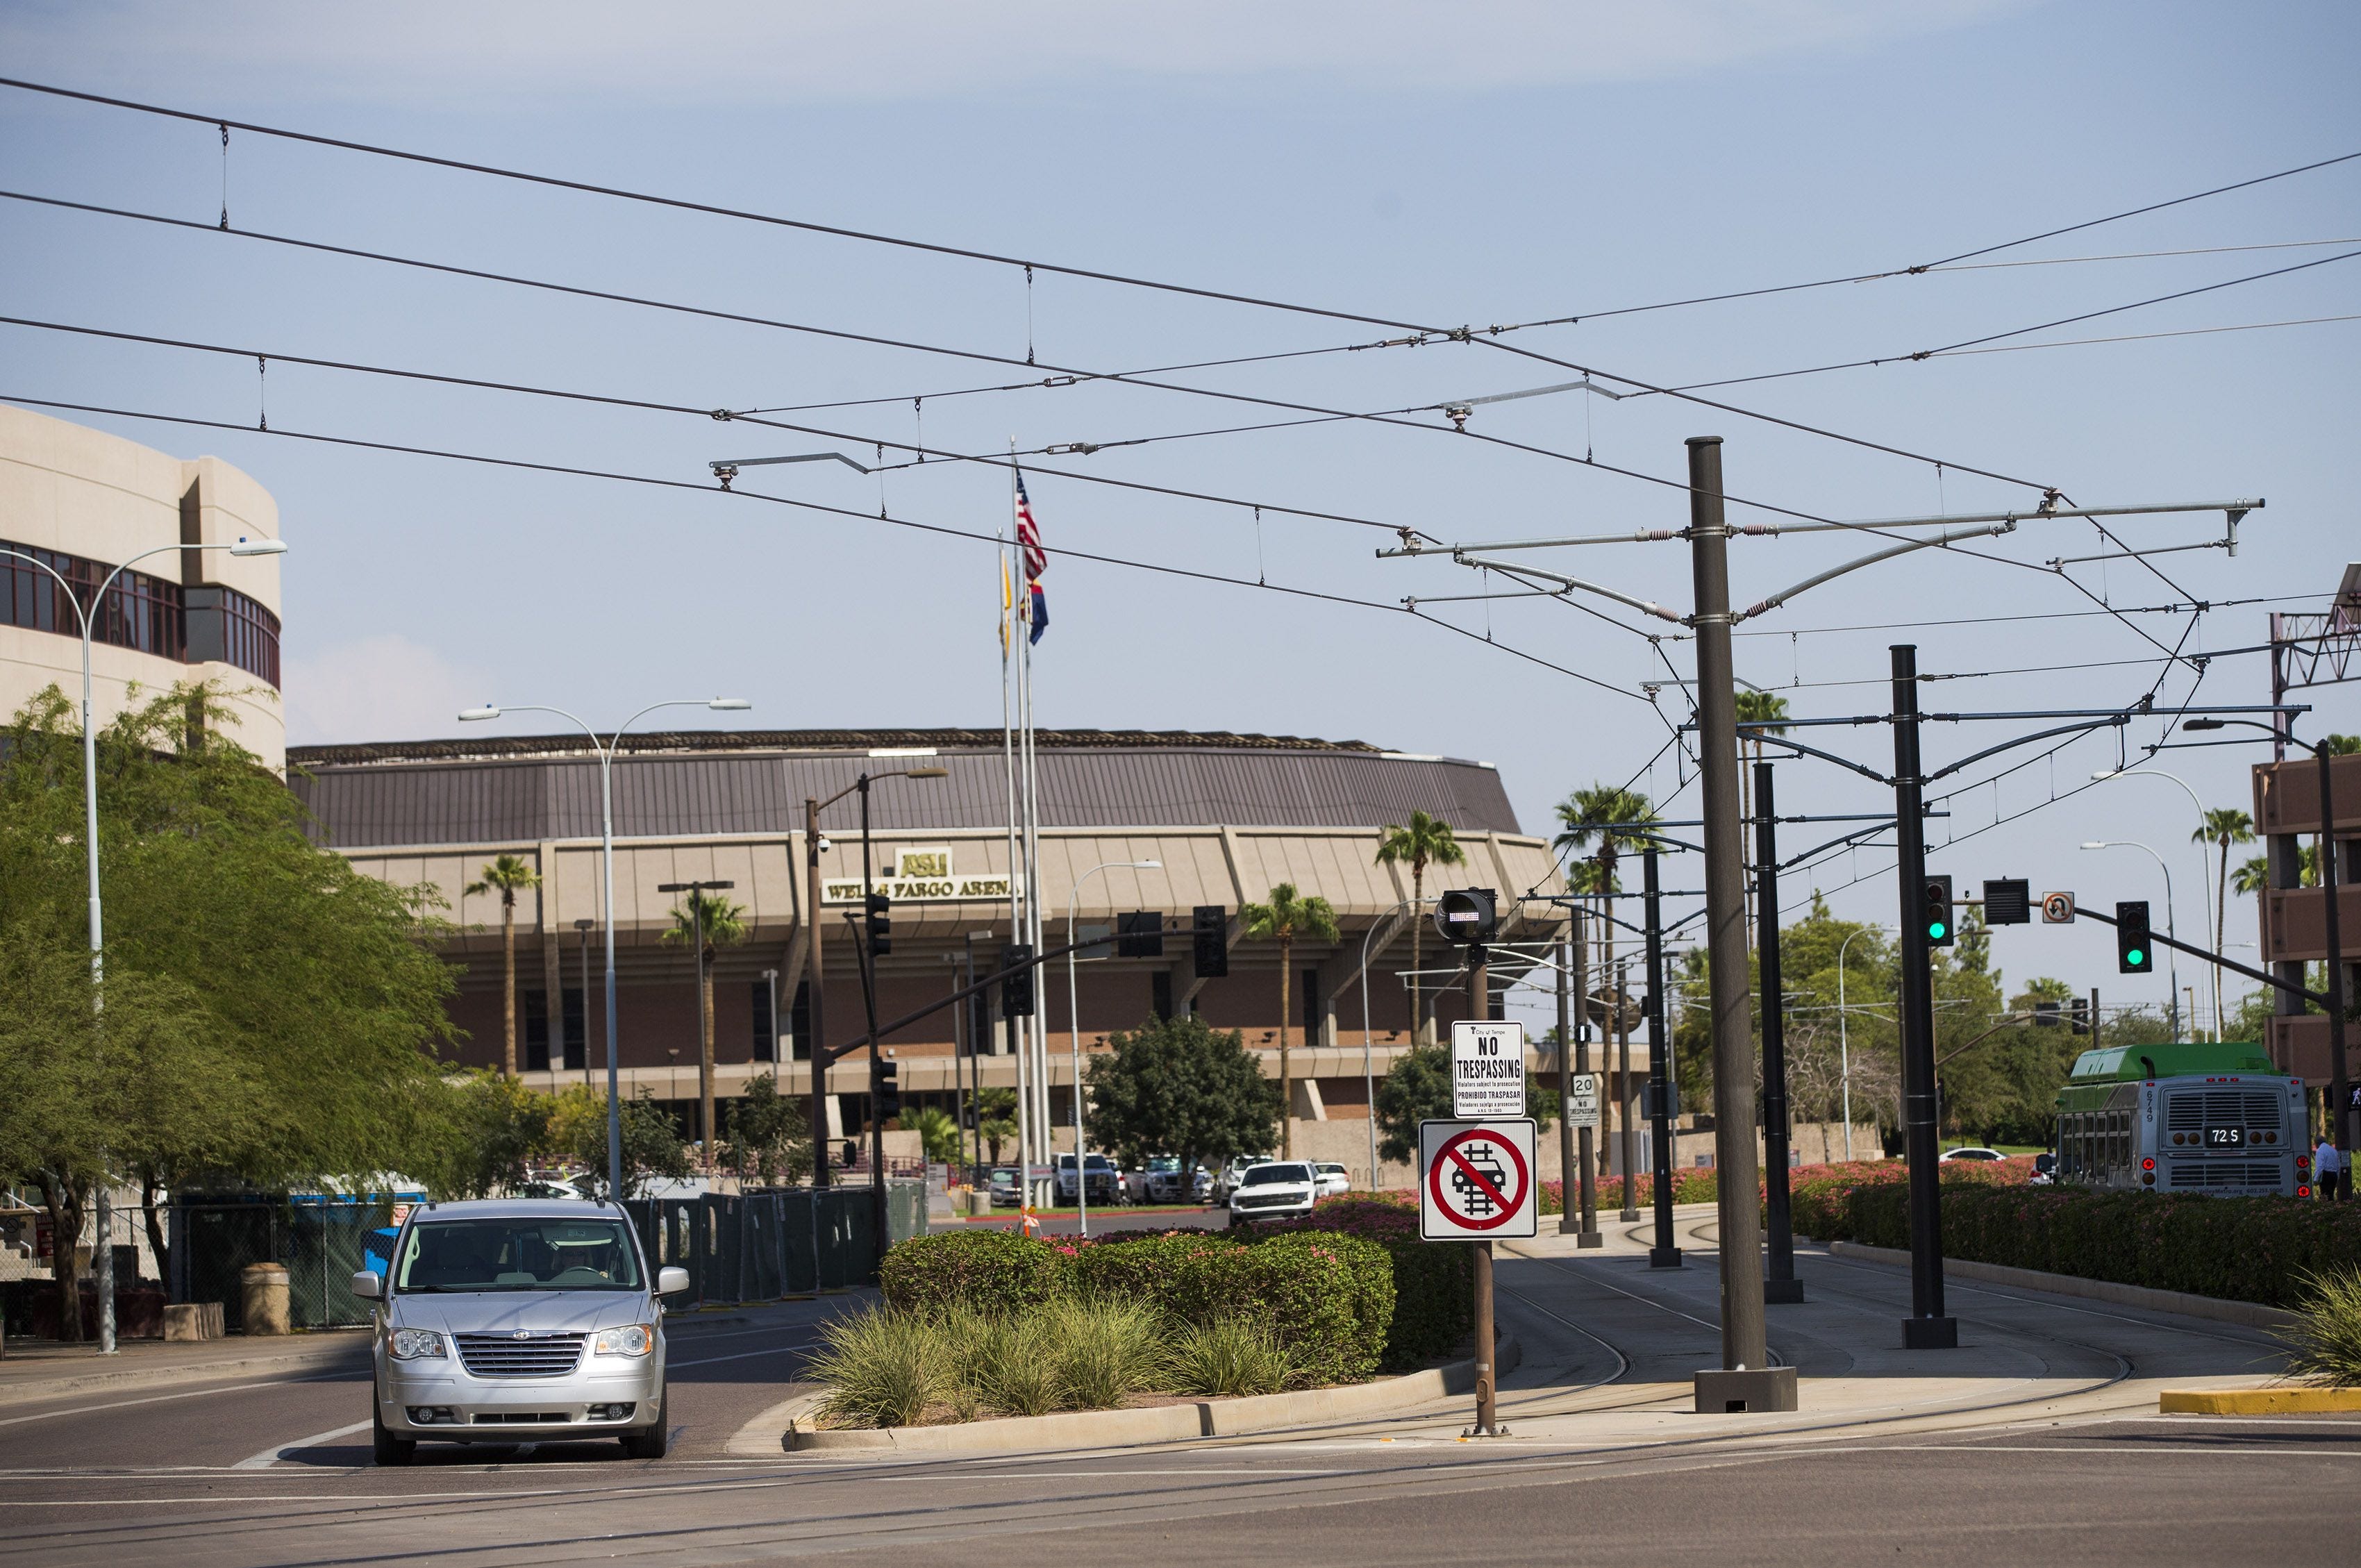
1428, 1128, 1529, 1231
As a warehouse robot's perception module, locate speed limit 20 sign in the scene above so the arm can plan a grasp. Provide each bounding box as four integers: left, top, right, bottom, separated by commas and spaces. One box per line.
1418, 1118, 1538, 1240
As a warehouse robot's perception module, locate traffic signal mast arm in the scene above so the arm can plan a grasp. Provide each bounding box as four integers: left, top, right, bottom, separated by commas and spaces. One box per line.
819, 921, 1183, 1064
2075, 903, 2329, 1007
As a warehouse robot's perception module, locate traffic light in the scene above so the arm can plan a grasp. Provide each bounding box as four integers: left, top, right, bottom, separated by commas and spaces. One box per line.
865, 892, 892, 957
1192, 906, 1228, 978
1117, 910, 1164, 958
2116, 901, 2154, 974
2070, 996, 2092, 1035
873, 1059, 902, 1125
1000, 944, 1036, 1017
1434, 887, 1499, 946
1924, 875, 1955, 946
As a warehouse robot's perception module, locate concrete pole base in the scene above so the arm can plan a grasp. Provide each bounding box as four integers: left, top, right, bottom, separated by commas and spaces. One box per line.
1649, 1247, 1684, 1268
1618, 1208, 1642, 1222
1764, 1277, 1807, 1304
1901, 1315, 1959, 1349
1574, 1231, 1605, 1249
1694, 1366, 1796, 1413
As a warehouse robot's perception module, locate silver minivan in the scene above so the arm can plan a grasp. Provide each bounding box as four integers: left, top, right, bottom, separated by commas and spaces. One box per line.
351, 1197, 688, 1465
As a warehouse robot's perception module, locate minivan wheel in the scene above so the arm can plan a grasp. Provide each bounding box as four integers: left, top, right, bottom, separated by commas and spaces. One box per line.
372, 1387, 416, 1467
620, 1386, 669, 1460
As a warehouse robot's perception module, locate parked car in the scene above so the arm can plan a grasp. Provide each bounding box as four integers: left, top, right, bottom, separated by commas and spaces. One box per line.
987, 1167, 1021, 1208
1939, 1146, 2006, 1162
1214, 1153, 1273, 1202
1228, 1162, 1320, 1223
1137, 1158, 1213, 1204
1054, 1152, 1124, 1205
354, 1197, 688, 1467
1313, 1162, 1351, 1199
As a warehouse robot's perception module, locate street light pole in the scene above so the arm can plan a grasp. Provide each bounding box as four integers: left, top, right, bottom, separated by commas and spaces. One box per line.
460, 697, 751, 1201
1068, 860, 1161, 1237
1833, 925, 1894, 1162
2090, 768, 2221, 1037
1358, 898, 1415, 1192
656, 878, 735, 1170
3, 534, 287, 1358
2081, 840, 2182, 1039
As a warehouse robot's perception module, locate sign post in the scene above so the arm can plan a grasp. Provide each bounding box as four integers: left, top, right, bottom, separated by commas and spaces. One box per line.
1419, 1117, 1537, 1437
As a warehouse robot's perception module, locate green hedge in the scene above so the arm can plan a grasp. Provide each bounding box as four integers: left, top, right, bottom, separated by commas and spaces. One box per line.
1842, 1183, 2361, 1308
1266, 1195, 1469, 1369
878, 1226, 1065, 1315
1540, 1171, 1718, 1212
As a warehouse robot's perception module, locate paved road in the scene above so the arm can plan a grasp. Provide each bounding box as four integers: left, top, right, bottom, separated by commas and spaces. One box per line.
1, 1242, 2352, 1565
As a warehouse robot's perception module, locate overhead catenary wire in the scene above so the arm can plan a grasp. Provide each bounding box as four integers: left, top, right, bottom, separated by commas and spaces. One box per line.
0, 390, 1653, 706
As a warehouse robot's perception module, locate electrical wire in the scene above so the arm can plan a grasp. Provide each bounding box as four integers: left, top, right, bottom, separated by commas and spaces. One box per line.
0, 390, 1655, 704
1731, 593, 2306, 640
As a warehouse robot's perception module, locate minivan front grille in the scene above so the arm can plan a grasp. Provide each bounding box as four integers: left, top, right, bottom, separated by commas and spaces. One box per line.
454, 1332, 585, 1377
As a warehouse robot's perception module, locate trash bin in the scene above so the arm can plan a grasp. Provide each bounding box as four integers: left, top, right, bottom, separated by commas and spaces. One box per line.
241, 1262, 291, 1336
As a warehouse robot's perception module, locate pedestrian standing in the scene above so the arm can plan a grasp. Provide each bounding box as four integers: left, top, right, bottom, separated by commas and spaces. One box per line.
2316, 1137, 2345, 1201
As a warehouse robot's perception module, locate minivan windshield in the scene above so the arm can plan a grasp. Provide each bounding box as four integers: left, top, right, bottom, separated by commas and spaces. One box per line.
1242, 1164, 1312, 1187
394, 1218, 643, 1293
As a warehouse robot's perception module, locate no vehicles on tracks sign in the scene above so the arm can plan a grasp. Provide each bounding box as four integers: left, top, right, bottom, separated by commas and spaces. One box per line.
1418, 1118, 1538, 1240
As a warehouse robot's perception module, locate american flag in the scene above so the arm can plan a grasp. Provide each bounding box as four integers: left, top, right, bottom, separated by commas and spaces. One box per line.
1015, 469, 1049, 643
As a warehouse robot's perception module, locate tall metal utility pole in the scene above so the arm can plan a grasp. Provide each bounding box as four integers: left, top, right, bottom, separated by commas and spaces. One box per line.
1686, 436, 1783, 1409
1889, 644, 1958, 1349
1616, 954, 1640, 1222
803, 798, 832, 1190
1468, 944, 1501, 1437
1644, 845, 1681, 1269
1565, 913, 1601, 1244
1753, 761, 1803, 1303
656, 878, 735, 1170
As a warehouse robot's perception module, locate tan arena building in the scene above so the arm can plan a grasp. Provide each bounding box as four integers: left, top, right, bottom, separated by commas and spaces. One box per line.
0, 406, 286, 769
293, 730, 1584, 1185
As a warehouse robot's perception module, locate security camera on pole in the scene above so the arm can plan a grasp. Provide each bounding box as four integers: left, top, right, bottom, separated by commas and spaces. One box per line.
1420, 888, 1530, 1438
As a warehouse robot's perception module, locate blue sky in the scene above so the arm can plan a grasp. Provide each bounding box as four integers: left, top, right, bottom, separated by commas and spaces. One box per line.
3, 0, 2355, 1030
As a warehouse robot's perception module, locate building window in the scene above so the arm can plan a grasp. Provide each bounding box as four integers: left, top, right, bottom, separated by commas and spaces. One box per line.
1151, 969, 1173, 1021
562, 987, 586, 1072
751, 981, 776, 1063
524, 991, 551, 1072
790, 981, 811, 1061
0, 537, 185, 659
187, 584, 281, 689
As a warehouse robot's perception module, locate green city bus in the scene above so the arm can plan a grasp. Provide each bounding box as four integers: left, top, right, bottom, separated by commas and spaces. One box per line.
2053, 1040, 2310, 1197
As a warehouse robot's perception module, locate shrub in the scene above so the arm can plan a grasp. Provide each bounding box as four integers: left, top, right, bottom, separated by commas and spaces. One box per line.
1537, 1169, 1719, 1214
1045, 1296, 1170, 1409
1268, 1195, 1463, 1370
1169, 1317, 1296, 1397
805, 1307, 945, 1428
880, 1226, 1066, 1314
959, 1309, 1062, 1417
2280, 1269, 2361, 1387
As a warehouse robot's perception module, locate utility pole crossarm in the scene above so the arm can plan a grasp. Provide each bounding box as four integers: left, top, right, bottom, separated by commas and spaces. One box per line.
1735, 521, 2017, 624
1451, 551, 1687, 624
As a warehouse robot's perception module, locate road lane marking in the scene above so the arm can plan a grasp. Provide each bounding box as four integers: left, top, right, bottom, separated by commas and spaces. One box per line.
233, 1419, 374, 1469
670, 1344, 810, 1368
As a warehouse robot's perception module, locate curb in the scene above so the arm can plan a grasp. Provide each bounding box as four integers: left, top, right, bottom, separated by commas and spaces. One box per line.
2160, 1387, 2361, 1415
0, 1333, 372, 1408
1824, 1240, 2299, 1330
778, 1336, 1522, 1456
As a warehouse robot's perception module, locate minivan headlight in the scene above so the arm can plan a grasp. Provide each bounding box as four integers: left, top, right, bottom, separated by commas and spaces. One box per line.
390, 1328, 447, 1360
594, 1324, 653, 1357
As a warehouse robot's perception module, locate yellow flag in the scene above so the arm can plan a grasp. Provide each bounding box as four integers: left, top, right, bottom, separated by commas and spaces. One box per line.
999, 553, 1012, 656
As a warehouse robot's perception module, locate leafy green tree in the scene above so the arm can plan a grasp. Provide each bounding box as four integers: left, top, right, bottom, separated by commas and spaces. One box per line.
1374, 810, 1465, 1044
661, 890, 747, 1166
463, 853, 542, 1077
435, 1070, 556, 1199
1, 683, 461, 1317
563, 1088, 693, 1199
1240, 883, 1339, 1157
974, 1085, 1019, 1165
1085, 1013, 1280, 1179
725, 1071, 812, 1187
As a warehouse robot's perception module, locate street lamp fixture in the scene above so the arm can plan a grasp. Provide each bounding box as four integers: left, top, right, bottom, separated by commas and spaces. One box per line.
0, 532, 292, 1357
2181, 717, 2349, 1158
460, 696, 754, 1199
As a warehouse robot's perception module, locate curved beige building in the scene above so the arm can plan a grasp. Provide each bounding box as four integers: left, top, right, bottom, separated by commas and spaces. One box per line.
0, 406, 285, 770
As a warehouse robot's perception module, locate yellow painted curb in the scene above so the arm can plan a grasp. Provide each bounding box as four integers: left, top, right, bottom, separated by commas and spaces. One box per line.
2159, 1387, 2361, 1415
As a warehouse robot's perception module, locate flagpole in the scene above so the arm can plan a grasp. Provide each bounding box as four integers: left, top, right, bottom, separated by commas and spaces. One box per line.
1001, 522, 1032, 1223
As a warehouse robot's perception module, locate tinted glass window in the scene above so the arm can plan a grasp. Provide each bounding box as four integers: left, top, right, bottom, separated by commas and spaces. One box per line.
1243, 1164, 1312, 1186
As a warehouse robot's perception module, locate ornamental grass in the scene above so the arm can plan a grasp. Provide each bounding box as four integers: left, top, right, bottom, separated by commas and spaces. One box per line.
2279, 1269, 2361, 1387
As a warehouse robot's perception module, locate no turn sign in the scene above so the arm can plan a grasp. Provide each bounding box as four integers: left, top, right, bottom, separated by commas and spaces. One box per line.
1419, 1118, 1539, 1240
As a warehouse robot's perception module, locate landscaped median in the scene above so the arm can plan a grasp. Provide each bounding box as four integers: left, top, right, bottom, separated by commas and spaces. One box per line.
783, 1194, 1479, 1446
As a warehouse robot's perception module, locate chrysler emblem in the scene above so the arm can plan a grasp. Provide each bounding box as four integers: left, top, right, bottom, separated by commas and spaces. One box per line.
511, 1331, 531, 1340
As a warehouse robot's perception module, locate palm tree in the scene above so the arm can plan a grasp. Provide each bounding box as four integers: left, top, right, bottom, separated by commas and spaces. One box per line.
976, 1085, 1019, 1165
1553, 784, 1658, 1000
464, 854, 543, 1077
1241, 882, 1340, 1158
1734, 692, 1791, 941
2194, 808, 2255, 1022
1375, 810, 1466, 1046
662, 890, 747, 1167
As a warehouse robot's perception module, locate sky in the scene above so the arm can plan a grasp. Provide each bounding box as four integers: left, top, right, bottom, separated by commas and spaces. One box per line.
3, 0, 2355, 1036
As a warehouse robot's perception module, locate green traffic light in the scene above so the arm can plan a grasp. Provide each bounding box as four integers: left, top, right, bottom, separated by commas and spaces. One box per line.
2127, 947, 2145, 966
1928, 921, 1947, 940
